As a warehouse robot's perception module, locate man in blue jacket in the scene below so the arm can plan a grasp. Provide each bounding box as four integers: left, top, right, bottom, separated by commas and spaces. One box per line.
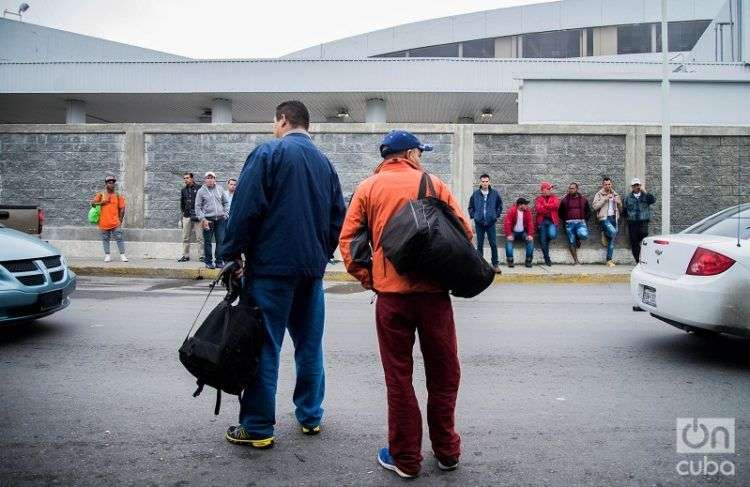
468, 174, 503, 273
220, 100, 346, 449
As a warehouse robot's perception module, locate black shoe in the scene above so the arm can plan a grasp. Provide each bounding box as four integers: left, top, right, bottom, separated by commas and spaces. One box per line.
507, 261, 514, 268
544, 257, 552, 266
206, 263, 215, 269
225, 425, 274, 449
177, 256, 190, 262
525, 261, 533, 268
199, 256, 205, 262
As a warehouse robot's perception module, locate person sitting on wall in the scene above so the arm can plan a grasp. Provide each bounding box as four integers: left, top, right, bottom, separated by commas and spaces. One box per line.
503, 197, 535, 268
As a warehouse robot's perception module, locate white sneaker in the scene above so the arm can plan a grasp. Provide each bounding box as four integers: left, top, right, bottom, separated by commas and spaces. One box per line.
120, 255, 129, 262
104, 254, 111, 262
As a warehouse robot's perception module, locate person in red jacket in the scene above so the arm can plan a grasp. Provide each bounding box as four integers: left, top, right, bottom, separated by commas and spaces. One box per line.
503, 197, 535, 268
534, 181, 561, 266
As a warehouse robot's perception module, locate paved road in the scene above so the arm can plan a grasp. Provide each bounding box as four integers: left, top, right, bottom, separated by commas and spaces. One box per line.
1, 277, 748, 486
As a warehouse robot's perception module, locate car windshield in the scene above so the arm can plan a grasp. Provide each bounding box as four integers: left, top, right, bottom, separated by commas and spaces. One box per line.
682, 204, 750, 240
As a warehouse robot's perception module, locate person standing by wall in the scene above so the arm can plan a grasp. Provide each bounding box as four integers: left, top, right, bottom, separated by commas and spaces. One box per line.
503, 197, 535, 268
467, 173, 503, 273
195, 171, 228, 269
558, 182, 591, 265
178, 172, 203, 262
225, 177, 237, 215
90, 175, 127, 263
220, 100, 345, 450
592, 176, 623, 267
623, 177, 656, 263
534, 181, 560, 266
339, 130, 472, 479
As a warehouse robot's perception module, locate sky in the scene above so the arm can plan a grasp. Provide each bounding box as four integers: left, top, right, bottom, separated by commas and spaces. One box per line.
1, 0, 548, 58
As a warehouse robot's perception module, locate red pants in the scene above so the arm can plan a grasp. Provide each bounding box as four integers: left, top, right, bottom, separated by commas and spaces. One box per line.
375, 292, 461, 475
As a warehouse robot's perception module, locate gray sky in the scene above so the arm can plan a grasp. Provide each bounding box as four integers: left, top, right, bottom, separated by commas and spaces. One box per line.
2, 0, 548, 58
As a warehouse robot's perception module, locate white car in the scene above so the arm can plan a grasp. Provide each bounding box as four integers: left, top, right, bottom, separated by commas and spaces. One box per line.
631, 204, 750, 337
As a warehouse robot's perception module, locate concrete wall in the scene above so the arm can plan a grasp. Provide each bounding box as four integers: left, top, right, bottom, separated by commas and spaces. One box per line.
646, 135, 750, 232
0, 132, 125, 226
1, 123, 747, 262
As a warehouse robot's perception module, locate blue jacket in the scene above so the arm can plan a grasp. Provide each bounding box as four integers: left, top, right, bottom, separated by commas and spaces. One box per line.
220, 132, 346, 278
468, 187, 503, 227
624, 191, 656, 222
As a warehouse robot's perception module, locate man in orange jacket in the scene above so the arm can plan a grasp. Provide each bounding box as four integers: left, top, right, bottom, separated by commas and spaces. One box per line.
340, 131, 472, 479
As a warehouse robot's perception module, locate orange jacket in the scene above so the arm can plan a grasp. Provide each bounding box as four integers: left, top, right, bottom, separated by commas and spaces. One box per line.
339, 158, 473, 294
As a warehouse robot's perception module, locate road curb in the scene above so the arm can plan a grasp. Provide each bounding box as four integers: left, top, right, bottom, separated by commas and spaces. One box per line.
70, 265, 630, 284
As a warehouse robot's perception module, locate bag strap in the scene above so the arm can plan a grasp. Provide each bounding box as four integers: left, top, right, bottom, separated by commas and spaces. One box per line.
418, 172, 436, 199
184, 272, 224, 340
214, 389, 222, 416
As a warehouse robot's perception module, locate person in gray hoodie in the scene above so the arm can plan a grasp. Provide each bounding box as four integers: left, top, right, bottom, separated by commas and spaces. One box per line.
195, 171, 229, 269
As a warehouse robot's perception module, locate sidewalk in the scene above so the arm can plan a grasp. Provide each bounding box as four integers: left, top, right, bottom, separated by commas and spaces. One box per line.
68, 258, 632, 284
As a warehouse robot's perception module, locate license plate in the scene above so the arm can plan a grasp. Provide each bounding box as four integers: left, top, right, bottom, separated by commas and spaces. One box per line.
642, 286, 656, 307
38, 290, 63, 310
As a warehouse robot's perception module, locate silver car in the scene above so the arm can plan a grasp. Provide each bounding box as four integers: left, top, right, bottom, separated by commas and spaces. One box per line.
0, 224, 76, 324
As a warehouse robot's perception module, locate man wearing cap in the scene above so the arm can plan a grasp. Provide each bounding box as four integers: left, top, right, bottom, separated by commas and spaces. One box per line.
503, 197, 535, 268
623, 177, 656, 263
194, 171, 229, 269
340, 130, 472, 478
90, 175, 128, 262
220, 100, 345, 450
534, 182, 560, 266
468, 174, 503, 273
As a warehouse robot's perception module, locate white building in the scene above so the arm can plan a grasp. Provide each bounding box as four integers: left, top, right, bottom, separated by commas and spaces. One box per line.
1, 0, 748, 125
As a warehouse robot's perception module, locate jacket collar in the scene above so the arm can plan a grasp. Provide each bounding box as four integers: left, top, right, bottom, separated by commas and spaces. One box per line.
374, 157, 420, 174
282, 128, 311, 139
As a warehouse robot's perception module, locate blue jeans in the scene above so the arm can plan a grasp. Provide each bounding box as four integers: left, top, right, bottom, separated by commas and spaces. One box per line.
475, 223, 499, 266
101, 228, 125, 255
538, 218, 558, 261
565, 220, 589, 246
600, 216, 618, 261
202, 217, 226, 265
505, 231, 534, 262
239, 276, 325, 438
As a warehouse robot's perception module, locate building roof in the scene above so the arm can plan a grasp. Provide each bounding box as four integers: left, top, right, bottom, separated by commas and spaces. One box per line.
283, 0, 725, 59
0, 17, 187, 62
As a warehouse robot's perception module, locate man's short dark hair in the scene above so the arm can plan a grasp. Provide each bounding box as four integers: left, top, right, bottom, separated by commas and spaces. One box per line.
276, 100, 310, 129
602, 176, 611, 182
184, 172, 194, 178
480, 174, 490, 180
569, 181, 579, 189
228, 177, 237, 183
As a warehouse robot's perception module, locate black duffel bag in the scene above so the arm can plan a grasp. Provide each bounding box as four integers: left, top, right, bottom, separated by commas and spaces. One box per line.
380, 173, 495, 298
179, 262, 265, 415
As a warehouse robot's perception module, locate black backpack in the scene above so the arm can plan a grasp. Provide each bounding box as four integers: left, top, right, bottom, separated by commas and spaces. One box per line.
380, 173, 495, 298
179, 264, 265, 415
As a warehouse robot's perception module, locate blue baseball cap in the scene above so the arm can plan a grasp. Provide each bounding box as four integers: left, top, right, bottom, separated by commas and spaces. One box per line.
379, 130, 434, 158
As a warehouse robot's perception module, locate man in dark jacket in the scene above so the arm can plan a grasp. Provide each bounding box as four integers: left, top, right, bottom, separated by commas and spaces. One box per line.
178, 172, 203, 262
623, 177, 656, 263
558, 182, 591, 265
467, 174, 503, 273
220, 100, 346, 449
